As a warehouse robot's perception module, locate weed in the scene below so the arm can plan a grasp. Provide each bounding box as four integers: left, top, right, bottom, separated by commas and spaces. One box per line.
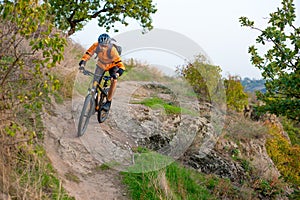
65, 172, 81, 184
121, 60, 169, 82
231, 148, 240, 158
53, 92, 64, 104
253, 178, 285, 198
223, 113, 268, 142
98, 163, 111, 171
53, 70, 77, 99
240, 159, 252, 173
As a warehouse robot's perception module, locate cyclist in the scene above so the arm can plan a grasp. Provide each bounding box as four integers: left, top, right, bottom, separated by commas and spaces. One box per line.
79, 33, 125, 111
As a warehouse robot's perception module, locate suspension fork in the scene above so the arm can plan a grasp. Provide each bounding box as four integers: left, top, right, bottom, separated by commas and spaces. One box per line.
93, 81, 101, 111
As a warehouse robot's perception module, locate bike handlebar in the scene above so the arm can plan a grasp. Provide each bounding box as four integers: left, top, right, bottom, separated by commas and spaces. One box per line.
79, 66, 111, 80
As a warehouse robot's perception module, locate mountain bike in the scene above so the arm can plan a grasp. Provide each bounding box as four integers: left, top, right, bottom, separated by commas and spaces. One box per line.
77, 67, 111, 137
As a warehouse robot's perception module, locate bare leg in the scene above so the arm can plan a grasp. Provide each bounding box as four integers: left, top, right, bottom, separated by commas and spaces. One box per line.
107, 79, 117, 101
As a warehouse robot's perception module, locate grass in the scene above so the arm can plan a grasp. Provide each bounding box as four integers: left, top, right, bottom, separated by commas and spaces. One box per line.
165, 163, 214, 200
122, 157, 249, 200
121, 147, 216, 200
65, 172, 81, 184
1, 89, 75, 199
135, 97, 197, 116
59, 70, 77, 99
94, 163, 111, 171
1, 141, 75, 199
129, 148, 174, 173
74, 76, 91, 96
138, 97, 181, 115
223, 112, 268, 142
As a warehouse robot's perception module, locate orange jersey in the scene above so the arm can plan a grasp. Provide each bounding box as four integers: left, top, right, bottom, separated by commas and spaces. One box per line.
81, 42, 125, 71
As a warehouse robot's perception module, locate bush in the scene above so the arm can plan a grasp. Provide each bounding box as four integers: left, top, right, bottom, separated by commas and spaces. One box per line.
176, 54, 224, 103
280, 117, 300, 146
224, 75, 248, 112
265, 122, 300, 187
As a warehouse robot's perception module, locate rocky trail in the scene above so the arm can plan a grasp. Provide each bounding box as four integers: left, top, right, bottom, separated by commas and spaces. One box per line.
42, 77, 227, 199
42, 77, 282, 200
43, 80, 194, 200
43, 81, 143, 200
43, 75, 212, 199
43, 75, 284, 200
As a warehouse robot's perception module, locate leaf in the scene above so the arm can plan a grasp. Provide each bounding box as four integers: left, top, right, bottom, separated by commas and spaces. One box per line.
240, 0, 300, 121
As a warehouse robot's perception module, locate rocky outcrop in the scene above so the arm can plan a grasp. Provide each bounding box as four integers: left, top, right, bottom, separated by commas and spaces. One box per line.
186, 150, 246, 181
216, 136, 281, 180
43, 80, 284, 199
124, 82, 282, 184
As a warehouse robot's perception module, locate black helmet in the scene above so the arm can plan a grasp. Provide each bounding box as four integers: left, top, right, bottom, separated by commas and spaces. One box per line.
98, 33, 111, 45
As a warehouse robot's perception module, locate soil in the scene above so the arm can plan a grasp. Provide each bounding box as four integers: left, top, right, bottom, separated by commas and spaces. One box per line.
42, 80, 204, 200
42, 81, 143, 200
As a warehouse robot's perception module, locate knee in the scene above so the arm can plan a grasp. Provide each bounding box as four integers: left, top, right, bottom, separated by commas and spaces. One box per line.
111, 79, 118, 84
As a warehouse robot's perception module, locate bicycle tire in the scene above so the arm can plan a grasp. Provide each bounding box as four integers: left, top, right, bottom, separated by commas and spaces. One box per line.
97, 88, 110, 123
78, 94, 94, 137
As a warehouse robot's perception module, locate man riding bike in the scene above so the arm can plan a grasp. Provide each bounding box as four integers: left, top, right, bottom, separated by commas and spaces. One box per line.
79, 33, 125, 111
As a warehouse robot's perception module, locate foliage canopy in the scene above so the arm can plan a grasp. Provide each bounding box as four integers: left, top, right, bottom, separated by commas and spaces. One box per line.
48, 0, 157, 36
240, 0, 300, 121
224, 76, 249, 112
0, 0, 69, 198
177, 55, 225, 104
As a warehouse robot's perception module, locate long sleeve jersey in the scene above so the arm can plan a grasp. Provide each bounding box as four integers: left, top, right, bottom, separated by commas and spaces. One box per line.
81, 42, 125, 71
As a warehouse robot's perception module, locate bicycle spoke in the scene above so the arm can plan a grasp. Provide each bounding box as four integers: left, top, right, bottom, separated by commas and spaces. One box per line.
78, 94, 94, 137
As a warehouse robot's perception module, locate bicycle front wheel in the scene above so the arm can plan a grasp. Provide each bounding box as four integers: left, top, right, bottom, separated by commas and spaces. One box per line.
78, 94, 94, 137
97, 88, 110, 123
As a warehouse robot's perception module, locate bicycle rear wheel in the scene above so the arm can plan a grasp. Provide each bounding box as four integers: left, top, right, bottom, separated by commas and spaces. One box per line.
97, 88, 110, 123
78, 94, 94, 137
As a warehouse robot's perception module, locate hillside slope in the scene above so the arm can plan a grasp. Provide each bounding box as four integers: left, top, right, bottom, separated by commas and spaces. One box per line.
39, 40, 297, 200
43, 73, 294, 199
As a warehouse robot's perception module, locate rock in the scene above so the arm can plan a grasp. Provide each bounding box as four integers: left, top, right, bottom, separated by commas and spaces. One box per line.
187, 150, 246, 182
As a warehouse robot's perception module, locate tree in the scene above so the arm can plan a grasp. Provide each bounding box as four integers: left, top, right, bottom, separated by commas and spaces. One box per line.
177, 54, 224, 104
224, 76, 248, 112
0, 0, 67, 198
48, 0, 157, 36
0, 0, 66, 139
240, 0, 300, 121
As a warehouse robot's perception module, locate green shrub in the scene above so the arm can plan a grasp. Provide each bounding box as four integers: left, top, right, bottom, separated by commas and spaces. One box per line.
176, 54, 224, 103
224, 75, 248, 112
265, 122, 300, 186
280, 117, 300, 146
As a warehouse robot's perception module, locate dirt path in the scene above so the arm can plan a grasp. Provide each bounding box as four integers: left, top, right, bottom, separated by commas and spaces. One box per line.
43, 80, 202, 199
42, 81, 143, 200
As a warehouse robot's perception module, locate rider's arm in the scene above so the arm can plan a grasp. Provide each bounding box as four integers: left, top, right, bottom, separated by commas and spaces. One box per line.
111, 45, 125, 71
80, 42, 98, 64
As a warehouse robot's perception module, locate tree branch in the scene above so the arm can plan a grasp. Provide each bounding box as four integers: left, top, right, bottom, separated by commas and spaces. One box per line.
66, 2, 124, 36
0, 58, 19, 86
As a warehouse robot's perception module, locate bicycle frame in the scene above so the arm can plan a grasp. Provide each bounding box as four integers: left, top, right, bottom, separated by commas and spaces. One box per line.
81, 68, 111, 96
77, 67, 111, 136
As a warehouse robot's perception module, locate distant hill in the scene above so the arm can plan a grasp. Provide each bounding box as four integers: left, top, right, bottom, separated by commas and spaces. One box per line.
241, 77, 266, 93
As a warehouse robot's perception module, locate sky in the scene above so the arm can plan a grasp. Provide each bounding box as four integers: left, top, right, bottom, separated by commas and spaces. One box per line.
71, 0, 300, 79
